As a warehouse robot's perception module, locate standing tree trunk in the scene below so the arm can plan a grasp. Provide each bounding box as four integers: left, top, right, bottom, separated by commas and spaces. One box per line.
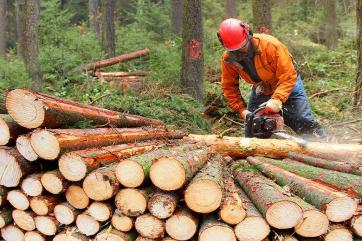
225, 0, 237, 18
102, 0, 116, 58
0, 0, 7, 58
354, 0, 362, 109
180, 0, 204, 102
17, 0, 41, 91
89, 0, 100, 35
171, 0, 183, 34
252, 0, 272, 33
324, 0, 338, 48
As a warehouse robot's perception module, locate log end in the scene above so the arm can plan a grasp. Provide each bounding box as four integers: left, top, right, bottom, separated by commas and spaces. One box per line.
31, 129, 60, 160
115, 188, 147, 217
1, 225, 24, 240
199, 223, 236, 241
24, 231, 45, 241
0, 116, 10, 145
34, 216, 58, 236
294, 209, 329, 237
185, 179, 222, 213
325, 227, 353, 241
12, 210, 35, 231
76, 213, 100, 236
88, 202, 112, 222
219, 204, 246, 225
352, 215, 362, 237
234, 216, 270, 241
266, 200, 303, 229
116, 160, 145, 188
59, 153, 87, 182
0, 149, 23, 187
21, 176, 43, 197
54, 203, 76, 225
135, 214, 165, 239
30, 198, 49, 215
6, 89, 45, 129
326, 196, 358, 222
165, 213, 198, 240
16, 135, 39, 161
40, 172, 64, 194
150, 157, 186, 191
65, 185, 90, 209
148, 194, 177, 219
7, 190, 29, 210
111, 212, 133, 232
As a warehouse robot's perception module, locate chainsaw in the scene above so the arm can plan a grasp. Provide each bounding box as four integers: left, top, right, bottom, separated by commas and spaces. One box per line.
244, 103, 308, 147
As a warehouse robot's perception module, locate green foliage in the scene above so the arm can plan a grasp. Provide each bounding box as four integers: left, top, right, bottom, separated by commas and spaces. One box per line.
0, 55, 29, 89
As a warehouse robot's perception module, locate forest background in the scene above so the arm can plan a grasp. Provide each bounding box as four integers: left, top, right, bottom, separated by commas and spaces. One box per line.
0, 0, 361, 140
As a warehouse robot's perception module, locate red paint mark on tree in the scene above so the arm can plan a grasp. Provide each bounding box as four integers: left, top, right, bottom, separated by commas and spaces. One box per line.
188, 39, 202, 60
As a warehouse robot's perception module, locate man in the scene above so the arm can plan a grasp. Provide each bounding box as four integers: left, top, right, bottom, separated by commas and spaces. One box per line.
217, 18, 325, 138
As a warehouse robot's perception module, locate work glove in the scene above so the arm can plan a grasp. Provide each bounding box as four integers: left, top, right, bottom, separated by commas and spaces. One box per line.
264, 99, 282, 114
240, 109, 251, 120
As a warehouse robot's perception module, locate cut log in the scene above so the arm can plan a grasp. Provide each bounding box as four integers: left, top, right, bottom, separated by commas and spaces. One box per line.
186, 134, 362, 160
40, 170, 69, 194
12, 210, 36, 231
108, 78, 143, 91
272, 231, 298, 241
53, 228, 88, 241
147, 190, 178, 219
7, 189, 30, 210
116, 143, 202, 188
165, 207, 198, 241
34, 215, 59, 236
246, 157, 358, 222
0, 186, 8, 207
199, 214, 236, 241
115, 188, 148, 217
352, 215, 362, 237
76, 212, 100, 236
0, 209, 12, 228
219, 174, 246, 225
184, 154, 224, 213
82, 48, 150, 71
135, 213, 165, 239
59, 142, 160, 182
24, 231, 45, 241
234, 184, 270, 241
135, 237, 160, 241
258, 157, 362, 197
288, 152, 362, 176
54, 202, 80, 225
1, 225, 24, 240
95, 226, 137, 241
325, 224, 353, 241
233, 161, 303, 229
0, 147, 38, 187
21, 174, 43, 197
112, 210, 134, 232
162, 237, 177, 241
65, 185, 90, 209
6, 88, 164, 129
150, 147, 212, 191
30, 195, 60, 215
30, 127, 183, 160
88, 201, 113, 222
0, 114, 26, 145
83, 166, 119, 201
16, 135, 39, 161
96, 71, 150, 78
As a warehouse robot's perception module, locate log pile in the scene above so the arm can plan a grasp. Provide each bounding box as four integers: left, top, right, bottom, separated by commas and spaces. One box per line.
0, 89, 361, 241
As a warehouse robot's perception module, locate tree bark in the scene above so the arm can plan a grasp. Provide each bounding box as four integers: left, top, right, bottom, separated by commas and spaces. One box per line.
186, 134, 362, 161
246, 156, 358, 222
148, 190, 178, 219
30, 127, 184, 160
0, 186, 8, 207
324, 0, 338, 48
17, 0, 41, 91
288, 152, 362, 176
165, 207, 198, 240
0, 114, 27, 146
171, 0, 183, 34
59, 141, 161, 181
6, 88, 164, 129
89, 0, 100, 35
184, 154, 224, 213
252, 0, 272, 33
102, 0, 116, 58
225, 0, 237, 18
259, 157, 362, 198
199, 214, 236, 241
233, 161, 303, 229
135, 213, 165, 239
180, 0, 204, 101
354, 0, 362, 109
0, 0, 7, 58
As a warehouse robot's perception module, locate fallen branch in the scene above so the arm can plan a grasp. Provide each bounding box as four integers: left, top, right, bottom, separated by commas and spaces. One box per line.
309, 87, 350, 99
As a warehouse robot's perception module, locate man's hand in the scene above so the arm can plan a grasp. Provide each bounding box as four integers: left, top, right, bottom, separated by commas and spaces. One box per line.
240, 110, 251, 120
264, 99, 282, 114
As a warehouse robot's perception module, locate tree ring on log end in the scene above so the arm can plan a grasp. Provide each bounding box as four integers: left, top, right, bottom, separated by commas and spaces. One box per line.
54, 204, 75, 225
41, 172, 63, 194
12, 210, 36, 231
265, 200, 303, 229
199, 224, 236, 241
352, 215, 362, 237
326, 196, 357, 222
219, 204, 246, 225
35, 216, 57, 236
0, 117, 10, 145
0, 149, 23, 187
115, 189, 147, 217
7, 190, 29, 210
24, 231, 45, 241
31, 130, 60, 160
295, 209, 329, 237
16, 135, 38, 161
325, 228, 353, 241
116, 160, 144, 188
59, 153, 87, 182
165, 213, 197, 240
234, 216, 270, 241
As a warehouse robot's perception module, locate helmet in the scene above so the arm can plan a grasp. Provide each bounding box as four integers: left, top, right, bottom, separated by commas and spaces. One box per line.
217, 18, 250, 51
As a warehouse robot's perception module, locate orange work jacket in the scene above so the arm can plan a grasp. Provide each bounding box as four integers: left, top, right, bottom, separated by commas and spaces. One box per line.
221, 33, 298, 114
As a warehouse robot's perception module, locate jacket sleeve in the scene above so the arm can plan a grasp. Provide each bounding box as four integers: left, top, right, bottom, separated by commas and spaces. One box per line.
221, 56, 246, 113
270, 45, 298, 103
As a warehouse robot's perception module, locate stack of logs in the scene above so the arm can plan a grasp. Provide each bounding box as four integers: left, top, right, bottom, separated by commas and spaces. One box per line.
82, 48, 150, 91
0, 88, 361, 241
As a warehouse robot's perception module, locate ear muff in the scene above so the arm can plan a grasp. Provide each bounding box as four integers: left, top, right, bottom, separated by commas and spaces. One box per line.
217, 32, 225, 47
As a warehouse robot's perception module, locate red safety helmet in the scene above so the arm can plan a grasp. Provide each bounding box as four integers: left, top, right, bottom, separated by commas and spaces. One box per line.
217, 18, 250, 51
